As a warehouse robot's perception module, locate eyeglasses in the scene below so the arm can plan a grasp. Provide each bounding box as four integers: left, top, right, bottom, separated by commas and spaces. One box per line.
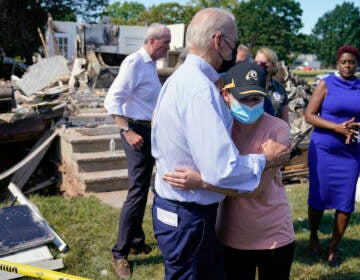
212, 34, 240, 51
222, 34, 240, 51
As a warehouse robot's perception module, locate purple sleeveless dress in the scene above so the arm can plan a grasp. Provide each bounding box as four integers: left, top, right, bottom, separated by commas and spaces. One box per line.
308, 74, 360, 212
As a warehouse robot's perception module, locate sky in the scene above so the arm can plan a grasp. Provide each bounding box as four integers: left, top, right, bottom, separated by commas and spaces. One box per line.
112, 0, 360, 34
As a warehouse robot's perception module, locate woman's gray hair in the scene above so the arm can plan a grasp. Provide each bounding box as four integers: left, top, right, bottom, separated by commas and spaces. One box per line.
144, 23, 170, 43
186, 8, 236, 51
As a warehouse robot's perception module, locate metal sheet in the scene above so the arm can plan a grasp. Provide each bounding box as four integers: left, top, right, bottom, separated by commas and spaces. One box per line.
0, 205, 54, 256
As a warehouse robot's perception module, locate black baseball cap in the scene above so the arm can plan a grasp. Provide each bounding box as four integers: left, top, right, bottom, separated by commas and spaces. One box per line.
223, 61, 267, 99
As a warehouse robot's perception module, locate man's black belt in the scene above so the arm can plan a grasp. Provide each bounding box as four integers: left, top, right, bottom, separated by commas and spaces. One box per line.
126, 117, 151, 128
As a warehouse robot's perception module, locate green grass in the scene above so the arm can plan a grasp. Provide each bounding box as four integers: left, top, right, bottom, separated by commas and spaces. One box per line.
2, 184, 360, 279
287, 185, 360, 280
291, 70, 360, 84
291, 69, 326, 84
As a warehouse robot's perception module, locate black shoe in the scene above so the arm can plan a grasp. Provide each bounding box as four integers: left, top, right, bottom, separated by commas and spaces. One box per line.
308, 235, 320, 257
328, 250, 341, 268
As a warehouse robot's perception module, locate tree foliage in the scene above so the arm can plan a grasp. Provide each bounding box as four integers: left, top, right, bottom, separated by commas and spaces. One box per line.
40, 0, 109, 22
2, 0, 359, 69
312, 2, 360, 67
139, 3, 199, 25
0, 0, 109, 64
102, 1, 199, 25
233, 0, 303, 63
191, 0, 238, 10
102, 1, 145, 25
0, 0, 47, 64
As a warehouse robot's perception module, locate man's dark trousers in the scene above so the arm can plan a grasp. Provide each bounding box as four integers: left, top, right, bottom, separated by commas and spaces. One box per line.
152, 194, 225, 280
112, 122, 154, 259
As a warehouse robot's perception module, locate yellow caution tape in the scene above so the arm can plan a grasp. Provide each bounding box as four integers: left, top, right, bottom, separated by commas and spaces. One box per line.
0, 259, 93, 280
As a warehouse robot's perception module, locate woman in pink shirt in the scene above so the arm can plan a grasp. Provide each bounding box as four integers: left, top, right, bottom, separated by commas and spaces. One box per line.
163, 62, 295, 280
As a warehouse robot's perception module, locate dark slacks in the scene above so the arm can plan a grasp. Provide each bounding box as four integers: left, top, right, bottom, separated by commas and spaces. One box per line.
223, 241, 295, 280
152, 194, 225, 280
112, 123, 154, 259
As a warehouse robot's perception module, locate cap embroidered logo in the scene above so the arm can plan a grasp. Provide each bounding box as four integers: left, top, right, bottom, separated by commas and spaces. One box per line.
245, 70, 258, 81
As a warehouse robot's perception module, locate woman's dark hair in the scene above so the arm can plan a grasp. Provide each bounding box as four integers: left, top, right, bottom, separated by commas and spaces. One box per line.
336, 45, 359, 61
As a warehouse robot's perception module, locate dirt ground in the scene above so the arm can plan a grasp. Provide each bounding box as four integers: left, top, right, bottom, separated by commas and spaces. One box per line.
289, 147, 308, 166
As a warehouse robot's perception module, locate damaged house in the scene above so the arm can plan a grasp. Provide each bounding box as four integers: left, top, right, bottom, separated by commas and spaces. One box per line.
47, 19, 186, 67
0, 19, 186, 196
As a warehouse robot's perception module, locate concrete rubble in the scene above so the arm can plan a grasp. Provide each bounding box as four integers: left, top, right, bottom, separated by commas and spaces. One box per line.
14, 56, 70, 96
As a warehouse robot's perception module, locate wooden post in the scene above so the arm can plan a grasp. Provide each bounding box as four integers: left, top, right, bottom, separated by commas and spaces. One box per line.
37, 27, 49, 58
47, 13, 59, 55
80, 24, 86, 58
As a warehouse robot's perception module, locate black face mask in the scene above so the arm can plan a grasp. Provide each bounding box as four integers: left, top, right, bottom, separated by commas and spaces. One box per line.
218, 47, 237, 74
255, 61, 269, 75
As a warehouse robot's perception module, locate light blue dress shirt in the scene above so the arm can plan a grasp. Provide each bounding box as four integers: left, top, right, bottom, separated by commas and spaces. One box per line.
104, 47, 161, 120
151, 54, 266, 205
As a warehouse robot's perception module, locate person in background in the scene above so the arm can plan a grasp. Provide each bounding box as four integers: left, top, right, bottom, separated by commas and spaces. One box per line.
236, 44, 252, 62
104, 23, 171, 279
151, 8, 289, 280
305, 45, 360, 267
163, 62, 295, 280
254, 47, 289, 123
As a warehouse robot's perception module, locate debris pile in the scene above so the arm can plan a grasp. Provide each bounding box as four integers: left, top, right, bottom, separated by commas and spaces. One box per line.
0, 51, 112, 141
286, 70, 314, 148
0, 52, 106, 278
276, 63, 314, 184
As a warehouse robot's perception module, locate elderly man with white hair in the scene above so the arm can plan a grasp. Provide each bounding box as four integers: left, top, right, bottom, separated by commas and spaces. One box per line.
151, 8, 289, 280
104, 23, 171, 279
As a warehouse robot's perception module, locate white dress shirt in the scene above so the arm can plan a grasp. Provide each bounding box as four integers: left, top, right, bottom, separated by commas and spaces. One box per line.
151, 54, 266, 205
104, 47, 161, 121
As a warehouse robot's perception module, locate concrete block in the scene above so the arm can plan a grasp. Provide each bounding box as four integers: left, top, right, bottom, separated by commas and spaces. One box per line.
77, 169, 129, 192
72, 151, 127, 172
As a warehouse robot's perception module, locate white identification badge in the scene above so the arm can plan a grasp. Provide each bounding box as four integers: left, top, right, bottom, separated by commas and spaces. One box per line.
157, 207, 178, 227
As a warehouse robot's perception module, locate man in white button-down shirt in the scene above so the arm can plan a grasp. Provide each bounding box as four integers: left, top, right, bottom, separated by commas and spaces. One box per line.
104, 23, 171, 279
151, 8, 289, 280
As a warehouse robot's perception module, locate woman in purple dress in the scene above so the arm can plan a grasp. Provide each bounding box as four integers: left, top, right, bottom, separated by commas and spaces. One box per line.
305, 45, 360, 267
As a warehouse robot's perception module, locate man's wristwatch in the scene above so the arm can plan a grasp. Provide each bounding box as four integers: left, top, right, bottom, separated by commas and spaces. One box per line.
120, 125, 130, 132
